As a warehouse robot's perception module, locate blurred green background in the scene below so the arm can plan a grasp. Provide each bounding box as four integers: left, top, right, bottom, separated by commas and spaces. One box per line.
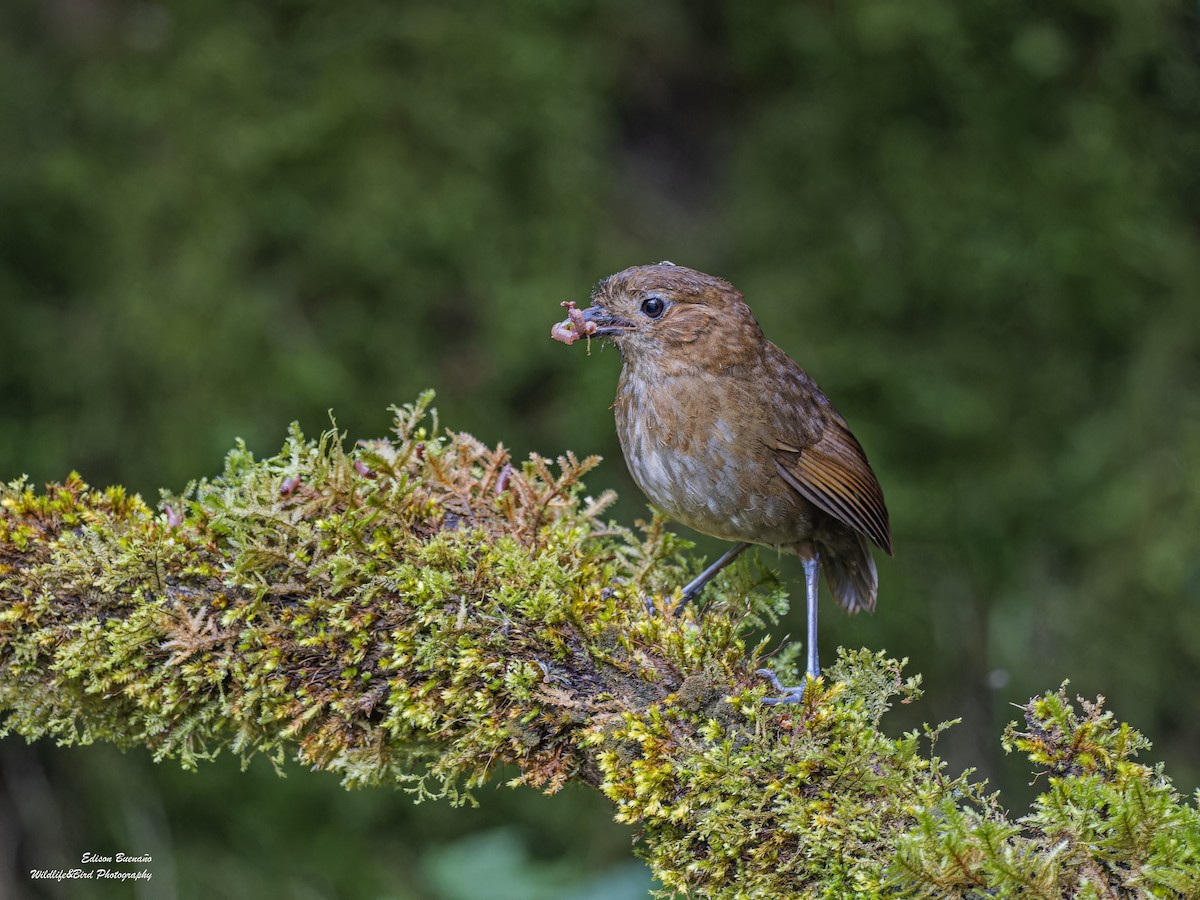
2, 0, 1199, 897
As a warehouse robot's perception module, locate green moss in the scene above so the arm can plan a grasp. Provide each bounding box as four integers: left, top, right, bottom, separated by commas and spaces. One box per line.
2, 394, 1197, 897
893, 685, 1200, 898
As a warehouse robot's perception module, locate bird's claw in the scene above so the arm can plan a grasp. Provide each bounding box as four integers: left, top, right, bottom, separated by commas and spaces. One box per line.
756, 668, 817, 705
671, 587, 699, 617
639, 590, 696, 617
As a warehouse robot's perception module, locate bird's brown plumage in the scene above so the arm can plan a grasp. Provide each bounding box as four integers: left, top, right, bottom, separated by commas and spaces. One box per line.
573, 262, 891, 614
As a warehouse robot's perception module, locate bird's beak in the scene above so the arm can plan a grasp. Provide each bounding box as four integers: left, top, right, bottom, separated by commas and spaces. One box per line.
579, 305, 632, 337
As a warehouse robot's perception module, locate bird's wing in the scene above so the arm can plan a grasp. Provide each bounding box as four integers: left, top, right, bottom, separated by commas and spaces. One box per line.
772, 422, 893, 555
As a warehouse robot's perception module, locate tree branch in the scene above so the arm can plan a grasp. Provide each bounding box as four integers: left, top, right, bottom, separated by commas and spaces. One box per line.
2, 393, 1197, 897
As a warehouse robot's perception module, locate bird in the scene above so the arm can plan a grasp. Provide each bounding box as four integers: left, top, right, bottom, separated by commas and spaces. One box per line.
556, 262, 892, 699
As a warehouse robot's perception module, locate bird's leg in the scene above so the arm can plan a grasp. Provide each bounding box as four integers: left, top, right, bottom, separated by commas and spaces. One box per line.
758, 545, 821, 704
803, 548, 819, 678
672, 541, 751, 616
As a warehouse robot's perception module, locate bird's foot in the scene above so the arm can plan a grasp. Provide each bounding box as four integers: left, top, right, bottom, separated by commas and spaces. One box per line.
756, 668, 819, 705
636, 587, 699, 617
639, 595, 693, 617
671, 585, 702, 617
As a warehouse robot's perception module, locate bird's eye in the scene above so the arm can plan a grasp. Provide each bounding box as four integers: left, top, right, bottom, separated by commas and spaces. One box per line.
641, 296, 666, 319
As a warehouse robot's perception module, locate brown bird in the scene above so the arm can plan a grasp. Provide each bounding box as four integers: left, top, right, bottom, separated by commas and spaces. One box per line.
557, 262, 892, 697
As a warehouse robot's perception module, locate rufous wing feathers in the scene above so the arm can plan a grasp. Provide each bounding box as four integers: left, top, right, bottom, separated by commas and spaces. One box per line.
772, 424, 893, 555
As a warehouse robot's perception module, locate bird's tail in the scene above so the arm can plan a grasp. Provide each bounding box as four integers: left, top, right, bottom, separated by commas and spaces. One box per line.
819, 532, 879, 614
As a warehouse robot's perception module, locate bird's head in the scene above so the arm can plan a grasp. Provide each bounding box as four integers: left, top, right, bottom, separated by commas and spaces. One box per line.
579, 263, 765, 372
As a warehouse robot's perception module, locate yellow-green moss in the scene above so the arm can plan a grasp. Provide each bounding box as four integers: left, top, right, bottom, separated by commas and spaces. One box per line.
1, 393, 1197, 898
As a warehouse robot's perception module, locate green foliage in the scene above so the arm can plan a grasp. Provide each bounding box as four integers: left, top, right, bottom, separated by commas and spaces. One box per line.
3, 394, 634, 798
3, 399, 1198, 897
894, 686, 1200, 898
589, 650, 932, 898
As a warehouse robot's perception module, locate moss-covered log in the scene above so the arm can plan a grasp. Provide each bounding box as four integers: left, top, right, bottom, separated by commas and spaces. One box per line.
2, 394, 1197, 898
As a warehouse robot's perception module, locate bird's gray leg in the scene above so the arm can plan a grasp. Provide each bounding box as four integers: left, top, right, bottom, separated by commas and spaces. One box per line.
671, 541, 751, 616
803, 549, 820, 678
757, 545, 821, 704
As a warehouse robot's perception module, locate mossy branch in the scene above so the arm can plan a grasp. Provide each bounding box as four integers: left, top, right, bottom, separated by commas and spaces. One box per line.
2, 393, 1197, 898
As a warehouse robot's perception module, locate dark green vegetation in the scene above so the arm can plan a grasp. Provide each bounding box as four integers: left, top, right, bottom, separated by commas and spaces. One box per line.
2, 0, 1198, 896
3, 403, 1198, 897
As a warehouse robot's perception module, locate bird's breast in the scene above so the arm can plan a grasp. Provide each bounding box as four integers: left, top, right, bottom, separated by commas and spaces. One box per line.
614, 368, 807, 545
